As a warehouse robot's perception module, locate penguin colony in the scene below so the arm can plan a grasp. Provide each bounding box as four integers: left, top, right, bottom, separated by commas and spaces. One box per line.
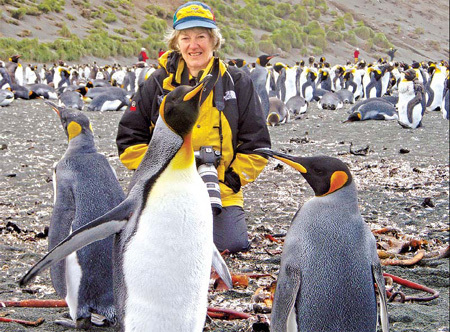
228, 55, 449, 128
2, 56, 448, 126
3, 53, 446, 331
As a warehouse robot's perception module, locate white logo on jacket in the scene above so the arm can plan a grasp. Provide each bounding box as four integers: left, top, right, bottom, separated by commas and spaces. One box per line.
224, 90, 236, 101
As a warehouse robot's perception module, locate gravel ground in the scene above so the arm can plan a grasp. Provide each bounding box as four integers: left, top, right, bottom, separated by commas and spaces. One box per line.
0, 98, 448, 332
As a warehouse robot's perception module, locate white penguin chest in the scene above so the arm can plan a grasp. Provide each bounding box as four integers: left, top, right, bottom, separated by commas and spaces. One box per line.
123, 166, 213, 331
398, 82, 415, 108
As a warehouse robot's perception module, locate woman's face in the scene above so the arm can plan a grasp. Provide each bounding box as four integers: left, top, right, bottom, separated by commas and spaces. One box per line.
177, 28, 214, 77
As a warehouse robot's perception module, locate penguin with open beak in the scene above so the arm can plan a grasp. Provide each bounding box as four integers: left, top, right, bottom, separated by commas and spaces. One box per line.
255, 148, 389, 332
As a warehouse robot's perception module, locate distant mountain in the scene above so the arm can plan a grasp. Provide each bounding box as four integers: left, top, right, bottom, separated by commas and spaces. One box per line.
0, 0, 448, 66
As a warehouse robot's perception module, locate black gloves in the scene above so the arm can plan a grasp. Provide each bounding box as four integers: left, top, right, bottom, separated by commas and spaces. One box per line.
224, 168, 241, 193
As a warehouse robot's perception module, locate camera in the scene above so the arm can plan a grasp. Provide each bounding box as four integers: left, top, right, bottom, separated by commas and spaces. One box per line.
194, 146, 222, 215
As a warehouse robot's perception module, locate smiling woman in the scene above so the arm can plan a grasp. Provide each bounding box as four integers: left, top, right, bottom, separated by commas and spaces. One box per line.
165, 27, 222, 77
116, 1, 271, 254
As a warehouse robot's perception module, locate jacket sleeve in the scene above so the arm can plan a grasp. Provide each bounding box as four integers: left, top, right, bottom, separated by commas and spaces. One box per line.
116, 70, 164, 169
229, 69, 271, 186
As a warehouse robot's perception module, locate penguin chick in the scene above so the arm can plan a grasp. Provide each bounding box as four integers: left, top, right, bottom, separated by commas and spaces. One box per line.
254, 148, 389, 332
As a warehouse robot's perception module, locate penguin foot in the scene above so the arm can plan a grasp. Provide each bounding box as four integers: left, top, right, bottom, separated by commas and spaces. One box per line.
55, 316, 91, 330
55, 317, 76, 328
76, 317, 92, 330
91, 313, 114, 327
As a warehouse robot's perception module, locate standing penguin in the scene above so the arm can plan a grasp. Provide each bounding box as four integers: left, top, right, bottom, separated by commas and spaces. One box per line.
299, 67, 317, 102
255, 149, 389, 332
0, 61, 13, 89
20, 78, 232, 332
317, 68, 332, 91
397, 69, 426, 128
42, 101, 125, 329
5, 54, 24, 86
442, 74, 449, 120
250, 54, 277, 119
363, 66, 384, 99
426, 63, 446, 112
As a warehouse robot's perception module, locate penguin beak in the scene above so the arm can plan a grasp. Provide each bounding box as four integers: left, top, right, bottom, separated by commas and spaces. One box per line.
183, 74, 212, 102
254, 148, 307, 173
43, 100, 61, 116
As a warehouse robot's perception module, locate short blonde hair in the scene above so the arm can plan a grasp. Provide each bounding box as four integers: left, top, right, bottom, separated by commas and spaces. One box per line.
165, 27, 224, 53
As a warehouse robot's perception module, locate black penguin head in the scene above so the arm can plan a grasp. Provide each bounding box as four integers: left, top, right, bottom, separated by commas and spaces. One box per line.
9, 55, 21, 63
308, 70, 317, 81
44, 101, 93, 141
160, 75, 211, 137
255, 148, 353, 197
404, 69, 417, 81
230, 59, 246, 68
273, 63, 286, 73
345, 112, 361, 122
257, 54, 277, 67
343, 70, 352, 80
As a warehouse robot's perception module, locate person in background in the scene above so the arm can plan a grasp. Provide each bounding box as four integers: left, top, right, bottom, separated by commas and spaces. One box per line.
387, 47, 397, 61
116, 1, 271, 253
354, 48, 360, 63
138, 48, 149, 62
158, 48, 165, 58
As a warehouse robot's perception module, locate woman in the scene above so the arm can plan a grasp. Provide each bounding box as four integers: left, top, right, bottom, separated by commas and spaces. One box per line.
116, 1, 271, 253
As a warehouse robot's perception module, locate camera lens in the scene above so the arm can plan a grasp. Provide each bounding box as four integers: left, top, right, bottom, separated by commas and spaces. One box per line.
197, 164, 222, 215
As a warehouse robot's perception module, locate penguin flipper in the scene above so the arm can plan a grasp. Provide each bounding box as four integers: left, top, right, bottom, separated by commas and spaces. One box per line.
19, 199, 134, 286
271, 263, 302, 332
212, 245, 233, 289
372, 262, 390, 332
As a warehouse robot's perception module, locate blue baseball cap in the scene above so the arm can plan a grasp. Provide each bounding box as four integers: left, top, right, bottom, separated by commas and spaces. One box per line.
173, 2, 217, 30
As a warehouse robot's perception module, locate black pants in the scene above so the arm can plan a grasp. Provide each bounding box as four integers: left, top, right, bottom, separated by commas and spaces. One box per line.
213, 206, 249, 253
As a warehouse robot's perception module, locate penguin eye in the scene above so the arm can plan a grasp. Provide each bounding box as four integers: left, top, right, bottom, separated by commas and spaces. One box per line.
313, 168, 324, 175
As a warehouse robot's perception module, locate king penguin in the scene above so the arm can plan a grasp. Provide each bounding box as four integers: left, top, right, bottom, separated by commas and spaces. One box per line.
5, 55, 24, 86
250, 54, 277, 119
397, 69, 426, 128
426, 63, 446, 112
20, 77, 232, 332
42, 101, 125, 329
254, 149, 389, 332
0, 88, 14, 107
299, 67, 317, 102
267, 97, 290, 126
442, 74, 449, 120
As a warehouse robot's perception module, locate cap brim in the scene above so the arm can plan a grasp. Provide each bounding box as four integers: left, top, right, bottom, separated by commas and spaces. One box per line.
174, 21, 217, 30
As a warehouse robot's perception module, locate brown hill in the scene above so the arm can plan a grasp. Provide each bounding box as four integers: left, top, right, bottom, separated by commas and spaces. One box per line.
0, 0, 448, 66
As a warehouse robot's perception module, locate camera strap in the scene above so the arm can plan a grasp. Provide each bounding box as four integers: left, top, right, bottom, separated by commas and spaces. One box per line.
177, 57, 225, 157
213, 59, 224, 158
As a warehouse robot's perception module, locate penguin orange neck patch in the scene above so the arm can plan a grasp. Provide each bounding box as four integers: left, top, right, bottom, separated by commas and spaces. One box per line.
67, 122, 82, 141
322, 170, 348, 196
170, 133, 195, 170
